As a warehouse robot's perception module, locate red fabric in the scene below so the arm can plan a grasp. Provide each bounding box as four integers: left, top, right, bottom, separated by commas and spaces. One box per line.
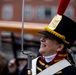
40, 51, 67, 65
48, 51, 67, 65
57, 0, 70, 15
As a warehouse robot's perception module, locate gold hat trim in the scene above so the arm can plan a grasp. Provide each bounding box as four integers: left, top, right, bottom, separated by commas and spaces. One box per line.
45, 26, 69, 44
48, 14, 62, 30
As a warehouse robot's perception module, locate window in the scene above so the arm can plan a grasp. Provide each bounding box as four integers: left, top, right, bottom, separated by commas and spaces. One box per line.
2, 4, 13, 20
50, 6, 57, 18
64, 6, 74, 19
45, 8, 51, 18
36, 6, 45, 19
24, 5, 32, 20
35, 6, 57, 20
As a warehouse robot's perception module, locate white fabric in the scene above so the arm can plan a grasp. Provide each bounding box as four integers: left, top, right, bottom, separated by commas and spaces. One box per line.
37, 59, 71, 75
32, 57, 38, 75
43, 54, 57, 63
32, 58, 71, 75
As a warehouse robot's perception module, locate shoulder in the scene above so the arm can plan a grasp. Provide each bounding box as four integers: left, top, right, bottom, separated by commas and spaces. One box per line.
62, 64, 76, 75
54, 65, 76, 75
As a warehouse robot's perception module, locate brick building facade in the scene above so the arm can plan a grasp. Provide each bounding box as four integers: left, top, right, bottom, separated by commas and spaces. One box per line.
0, 0, 76, 23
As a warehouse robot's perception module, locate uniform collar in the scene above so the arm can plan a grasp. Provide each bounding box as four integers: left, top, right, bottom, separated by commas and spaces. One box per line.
40, 51, 67, 65
43, 54, 57, 63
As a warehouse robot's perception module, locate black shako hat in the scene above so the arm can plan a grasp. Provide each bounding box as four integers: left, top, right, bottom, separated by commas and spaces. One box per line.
39, 15, 76, 48
39, 0, 76, 48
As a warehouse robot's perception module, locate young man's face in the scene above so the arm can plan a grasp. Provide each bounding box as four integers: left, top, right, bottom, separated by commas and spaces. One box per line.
39, 36, 61, 56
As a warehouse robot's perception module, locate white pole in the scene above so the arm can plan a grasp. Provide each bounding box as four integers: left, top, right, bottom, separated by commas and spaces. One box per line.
21, 0, 25, 53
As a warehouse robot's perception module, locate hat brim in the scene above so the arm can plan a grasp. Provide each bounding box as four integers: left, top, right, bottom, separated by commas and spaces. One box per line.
39, 31, 64, 44
39, 31, 58, 39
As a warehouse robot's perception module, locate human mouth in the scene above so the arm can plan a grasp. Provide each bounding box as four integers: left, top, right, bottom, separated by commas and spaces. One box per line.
41, 43, 46, 48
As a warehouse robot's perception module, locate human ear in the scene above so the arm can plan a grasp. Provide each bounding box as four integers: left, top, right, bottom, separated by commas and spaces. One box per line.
57, 44, 64, 51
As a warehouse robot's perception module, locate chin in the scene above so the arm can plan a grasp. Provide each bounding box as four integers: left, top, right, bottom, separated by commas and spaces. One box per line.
39, 48, 45, 55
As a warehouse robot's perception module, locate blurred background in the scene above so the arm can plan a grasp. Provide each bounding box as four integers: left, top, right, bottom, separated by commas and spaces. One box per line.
0, 0, 76, 74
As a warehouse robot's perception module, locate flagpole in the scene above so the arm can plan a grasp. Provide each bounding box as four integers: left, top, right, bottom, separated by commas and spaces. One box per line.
21, 0, 32, 75
21, 0, 24, 53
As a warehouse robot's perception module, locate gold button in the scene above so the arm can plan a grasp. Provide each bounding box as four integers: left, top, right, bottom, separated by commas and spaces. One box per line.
45, 65, 49, 68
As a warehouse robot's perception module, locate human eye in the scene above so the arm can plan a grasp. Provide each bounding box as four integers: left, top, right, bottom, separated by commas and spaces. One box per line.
44, 36, 52, 40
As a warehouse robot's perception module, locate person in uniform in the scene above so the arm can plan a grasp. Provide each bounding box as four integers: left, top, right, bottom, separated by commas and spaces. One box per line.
18, 0, 76, 75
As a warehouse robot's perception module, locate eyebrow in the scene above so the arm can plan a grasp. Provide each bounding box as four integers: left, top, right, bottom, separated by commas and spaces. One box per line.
44, 36, 54, 40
